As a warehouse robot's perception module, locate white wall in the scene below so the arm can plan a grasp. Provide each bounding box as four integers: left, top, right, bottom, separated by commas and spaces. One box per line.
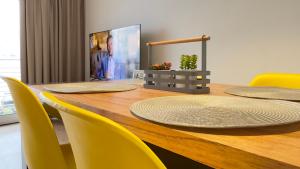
85, 0, 300, 85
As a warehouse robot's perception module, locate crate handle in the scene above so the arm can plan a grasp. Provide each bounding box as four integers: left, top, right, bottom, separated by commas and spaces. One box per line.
146, 35, 210, 46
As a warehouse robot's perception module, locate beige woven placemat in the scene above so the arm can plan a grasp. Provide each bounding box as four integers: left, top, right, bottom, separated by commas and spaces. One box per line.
130, 96, 300, 128
44, 81, 138, 93
225, 87, 300, 101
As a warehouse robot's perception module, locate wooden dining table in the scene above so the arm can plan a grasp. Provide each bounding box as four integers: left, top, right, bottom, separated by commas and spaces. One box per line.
31, 82, 300, 169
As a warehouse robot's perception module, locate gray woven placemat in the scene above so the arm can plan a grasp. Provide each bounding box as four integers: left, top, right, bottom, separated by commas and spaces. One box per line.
44, 81, 138, 93
225, 87, 300, 101
130, 96, 300, 128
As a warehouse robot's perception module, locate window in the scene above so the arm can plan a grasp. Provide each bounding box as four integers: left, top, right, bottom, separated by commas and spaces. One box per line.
0, 0, 20, 123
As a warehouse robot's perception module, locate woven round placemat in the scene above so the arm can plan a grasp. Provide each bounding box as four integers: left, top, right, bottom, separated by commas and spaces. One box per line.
44, 82, 137, 93
130, 96, 300, 128
225, 87, 300, 101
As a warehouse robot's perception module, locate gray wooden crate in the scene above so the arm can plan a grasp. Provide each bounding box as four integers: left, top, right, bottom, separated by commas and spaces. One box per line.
145, 35, 211, 94
144, 70, 210, 94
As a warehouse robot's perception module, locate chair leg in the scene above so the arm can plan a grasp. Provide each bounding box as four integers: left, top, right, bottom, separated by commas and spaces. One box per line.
21, 142, 27, 169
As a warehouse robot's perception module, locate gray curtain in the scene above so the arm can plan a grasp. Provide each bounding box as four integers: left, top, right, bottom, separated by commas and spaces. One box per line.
20, 0, 85, 84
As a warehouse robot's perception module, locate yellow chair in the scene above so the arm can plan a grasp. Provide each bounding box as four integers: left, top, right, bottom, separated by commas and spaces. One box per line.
250, 73, 300, 89
42, 92, 166, 169
0, 77, 76, 169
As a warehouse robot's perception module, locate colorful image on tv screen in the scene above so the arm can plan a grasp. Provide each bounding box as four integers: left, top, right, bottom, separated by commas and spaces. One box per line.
89, 25, 140, 80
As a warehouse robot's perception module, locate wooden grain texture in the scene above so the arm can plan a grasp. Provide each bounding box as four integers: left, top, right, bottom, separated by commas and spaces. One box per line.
32, 83, 300, 169
146, 35, 210, 46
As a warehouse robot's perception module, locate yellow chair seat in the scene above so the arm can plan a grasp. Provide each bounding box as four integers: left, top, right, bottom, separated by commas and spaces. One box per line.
42, 92, 166, 169
250, 73, 300, 89
1, 77, 76, 169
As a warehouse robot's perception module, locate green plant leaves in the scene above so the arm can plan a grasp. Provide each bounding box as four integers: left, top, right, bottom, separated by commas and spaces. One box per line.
180, 54, 198, 70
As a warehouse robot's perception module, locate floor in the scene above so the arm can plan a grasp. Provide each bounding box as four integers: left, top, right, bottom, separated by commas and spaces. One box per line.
0, 123, 21, 169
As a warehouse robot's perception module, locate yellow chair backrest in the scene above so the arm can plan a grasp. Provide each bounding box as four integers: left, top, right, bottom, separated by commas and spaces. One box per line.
250, 73, 300, 89
0, 77, 69, 169
42, 92, 166, 169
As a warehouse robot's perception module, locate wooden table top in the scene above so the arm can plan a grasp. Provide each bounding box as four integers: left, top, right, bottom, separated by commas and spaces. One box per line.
32, 83, 300, 169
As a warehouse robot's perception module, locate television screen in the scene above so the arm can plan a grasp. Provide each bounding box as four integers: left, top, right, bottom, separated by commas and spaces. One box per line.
89, 25, 140, 80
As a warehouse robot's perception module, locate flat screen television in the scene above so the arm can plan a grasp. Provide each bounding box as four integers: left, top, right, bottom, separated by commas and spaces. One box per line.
89, 25, 141, 80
